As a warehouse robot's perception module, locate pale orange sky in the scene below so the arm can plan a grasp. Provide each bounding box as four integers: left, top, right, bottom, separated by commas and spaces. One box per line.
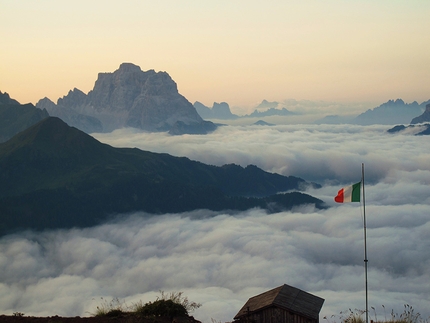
1, 0, 429, 112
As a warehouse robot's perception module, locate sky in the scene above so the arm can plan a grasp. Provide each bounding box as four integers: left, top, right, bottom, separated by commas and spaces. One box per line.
1, 0, 430, 112
1, 124, 430, 322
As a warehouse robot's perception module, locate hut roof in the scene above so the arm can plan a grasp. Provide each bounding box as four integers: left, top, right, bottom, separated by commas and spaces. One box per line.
234, 284, 324, 320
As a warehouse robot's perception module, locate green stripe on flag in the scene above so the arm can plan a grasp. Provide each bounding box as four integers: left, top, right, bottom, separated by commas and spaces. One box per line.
351, 181, 361, 202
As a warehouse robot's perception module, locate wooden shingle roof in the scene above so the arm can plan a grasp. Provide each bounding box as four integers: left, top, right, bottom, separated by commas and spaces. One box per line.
234, 284, 324, 320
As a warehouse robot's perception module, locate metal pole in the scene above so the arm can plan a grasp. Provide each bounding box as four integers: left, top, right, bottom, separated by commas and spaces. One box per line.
362, 163, 368, 323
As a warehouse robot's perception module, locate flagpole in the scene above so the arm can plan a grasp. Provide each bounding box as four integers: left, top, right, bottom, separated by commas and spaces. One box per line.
362, 163, 368, 323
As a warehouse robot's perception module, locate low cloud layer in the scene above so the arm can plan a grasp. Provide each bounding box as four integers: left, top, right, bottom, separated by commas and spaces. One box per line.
1, 124, 429, 322
93, 124, 430, 185
1, 205, 429, 322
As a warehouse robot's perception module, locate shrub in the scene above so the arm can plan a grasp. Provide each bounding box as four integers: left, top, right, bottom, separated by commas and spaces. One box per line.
137, 299, 188, 318
158, 291, 202, 313
92, 297, 125, 317
92, 291, 201, 318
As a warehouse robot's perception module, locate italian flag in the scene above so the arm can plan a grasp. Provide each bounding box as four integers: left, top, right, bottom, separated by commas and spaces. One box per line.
334, 181, 361, 203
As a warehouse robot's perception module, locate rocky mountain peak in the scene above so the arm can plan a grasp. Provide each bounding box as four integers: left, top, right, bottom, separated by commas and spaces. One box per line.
36, 63, 216, 134
118, 62, 143, 72
57, 88, 87, 109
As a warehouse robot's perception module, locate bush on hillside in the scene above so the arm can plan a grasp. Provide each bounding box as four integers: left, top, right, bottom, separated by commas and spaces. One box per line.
137, 299, 188, 318
92, 291, 201, 318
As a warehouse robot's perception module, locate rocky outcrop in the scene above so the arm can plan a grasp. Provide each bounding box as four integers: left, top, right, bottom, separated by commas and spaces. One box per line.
36, 63, 216, 135
411, 104, 430, 124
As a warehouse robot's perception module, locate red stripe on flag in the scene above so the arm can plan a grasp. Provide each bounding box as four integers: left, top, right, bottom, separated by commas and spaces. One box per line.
334, 188, 344, 203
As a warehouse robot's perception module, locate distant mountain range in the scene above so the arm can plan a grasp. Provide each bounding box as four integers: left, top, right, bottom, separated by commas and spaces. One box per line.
194, 101, 239, 120
315, 99, 430, 125
0, 117, 324, 236
36, 63, 217, 135
194, 100, 296, 121
195, 98, 430, 126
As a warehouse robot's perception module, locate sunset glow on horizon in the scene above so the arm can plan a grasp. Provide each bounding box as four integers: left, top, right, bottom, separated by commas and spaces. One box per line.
1, 0, 429, 112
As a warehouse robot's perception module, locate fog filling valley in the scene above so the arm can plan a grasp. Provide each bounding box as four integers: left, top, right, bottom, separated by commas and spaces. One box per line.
1, 124, 430, 322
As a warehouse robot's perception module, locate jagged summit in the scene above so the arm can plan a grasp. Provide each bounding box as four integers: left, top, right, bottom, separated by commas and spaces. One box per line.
36, 63, 216, 135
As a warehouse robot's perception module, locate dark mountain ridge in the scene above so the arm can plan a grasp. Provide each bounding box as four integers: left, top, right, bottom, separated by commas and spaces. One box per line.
0, 117, 324, 235
0, 91, 20, 105
0, 91, 49, 143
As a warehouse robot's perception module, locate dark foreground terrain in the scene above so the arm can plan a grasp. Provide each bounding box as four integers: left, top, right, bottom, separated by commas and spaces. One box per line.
0, 315, 201, 323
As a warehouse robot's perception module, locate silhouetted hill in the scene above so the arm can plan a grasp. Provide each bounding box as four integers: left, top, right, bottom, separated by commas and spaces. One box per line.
0, 117, 324, 235
0, 91, 20, 105
0, 91, 49, 143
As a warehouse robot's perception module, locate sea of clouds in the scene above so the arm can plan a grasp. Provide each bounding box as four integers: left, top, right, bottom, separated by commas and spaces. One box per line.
1, 123, 430, 322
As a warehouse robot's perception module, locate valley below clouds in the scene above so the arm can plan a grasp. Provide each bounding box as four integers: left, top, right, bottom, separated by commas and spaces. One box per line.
1, 124, 430, 322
